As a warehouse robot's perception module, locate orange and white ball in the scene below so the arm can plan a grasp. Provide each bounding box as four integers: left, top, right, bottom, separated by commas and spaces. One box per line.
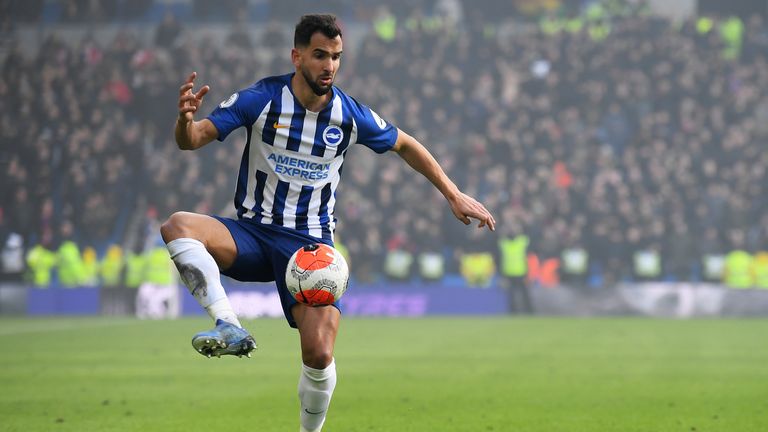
285, 244, 349, 306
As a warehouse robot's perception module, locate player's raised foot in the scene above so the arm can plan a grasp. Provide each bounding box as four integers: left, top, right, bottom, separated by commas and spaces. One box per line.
191, 319, 257, 358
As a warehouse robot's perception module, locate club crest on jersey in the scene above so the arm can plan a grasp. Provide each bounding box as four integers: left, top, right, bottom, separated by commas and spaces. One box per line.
323, 125, 344, 147
219, 92, 238, 108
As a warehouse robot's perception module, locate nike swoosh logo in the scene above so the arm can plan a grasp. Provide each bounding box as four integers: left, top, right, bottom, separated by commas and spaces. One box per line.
273, 121, 291, 129
304, 408, 325, 415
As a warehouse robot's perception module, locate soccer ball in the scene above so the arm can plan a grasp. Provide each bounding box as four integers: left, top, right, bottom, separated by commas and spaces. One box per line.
285, 244, 349, 306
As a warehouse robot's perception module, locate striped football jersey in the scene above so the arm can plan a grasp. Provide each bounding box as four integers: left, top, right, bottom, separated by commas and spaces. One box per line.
207, 73, 397, 241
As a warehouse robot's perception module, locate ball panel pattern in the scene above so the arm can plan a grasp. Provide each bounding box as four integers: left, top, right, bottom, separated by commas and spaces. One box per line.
286, 244, 349, 306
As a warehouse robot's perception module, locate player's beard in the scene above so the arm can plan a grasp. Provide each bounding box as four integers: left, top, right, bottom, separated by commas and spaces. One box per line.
301, 67, 333, 96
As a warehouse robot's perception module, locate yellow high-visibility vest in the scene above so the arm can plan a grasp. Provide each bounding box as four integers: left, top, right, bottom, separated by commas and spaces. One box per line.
752, 252, 768, 289
26, 245, 57, 287
57, 240, 85, 287
145, 247, 175, 285
460, 253, 495, 288
724, 250, 754, 288
124, 253, 146, 288
499, 236, 528, 277
101, 245, 125, 287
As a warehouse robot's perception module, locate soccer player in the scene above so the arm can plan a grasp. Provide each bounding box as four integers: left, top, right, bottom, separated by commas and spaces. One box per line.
160, 14, 495, 432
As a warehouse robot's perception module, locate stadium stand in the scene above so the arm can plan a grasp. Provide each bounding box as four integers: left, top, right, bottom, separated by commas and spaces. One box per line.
1, 1, 767, 288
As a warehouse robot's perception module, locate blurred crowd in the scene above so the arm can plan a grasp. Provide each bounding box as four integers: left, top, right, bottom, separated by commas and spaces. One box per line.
2, 1, 767, 286
337, 4, 768, 285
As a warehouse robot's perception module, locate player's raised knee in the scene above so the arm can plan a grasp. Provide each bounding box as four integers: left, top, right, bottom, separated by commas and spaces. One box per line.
160, 211, 196, 243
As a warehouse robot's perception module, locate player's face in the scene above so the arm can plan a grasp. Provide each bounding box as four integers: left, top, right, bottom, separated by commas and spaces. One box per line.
294, 33, 343, 96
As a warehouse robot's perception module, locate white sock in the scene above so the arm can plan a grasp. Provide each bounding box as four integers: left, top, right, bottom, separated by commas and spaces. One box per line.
166, 238, 241, 327
298, 359, 337, 432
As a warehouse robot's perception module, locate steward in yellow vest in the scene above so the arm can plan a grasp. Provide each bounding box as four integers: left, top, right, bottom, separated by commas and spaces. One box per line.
499, 235, 528, 278
498, 233, 533, 313
373, 9, 397, 42
101, 245, 125, 288
754, 252, 768, 289
81, 247, 99, 287
144, 247, 175, 285
720, 15, 744, 60
26, 244, 57, 287
57, 240, 86, 287
724, 250, 754, 289
124, 251, 146, 289
696, 16, 713, 35
459, 252, 495, 288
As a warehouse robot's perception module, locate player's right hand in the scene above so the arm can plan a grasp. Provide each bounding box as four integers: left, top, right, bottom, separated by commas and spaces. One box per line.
448, 191, 496, 232
178, 72, 210, 123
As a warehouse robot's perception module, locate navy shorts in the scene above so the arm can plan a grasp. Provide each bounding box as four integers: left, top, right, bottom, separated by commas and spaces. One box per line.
212, 216, 336, 328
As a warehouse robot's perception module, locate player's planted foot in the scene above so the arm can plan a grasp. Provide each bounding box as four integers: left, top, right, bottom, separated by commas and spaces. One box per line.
191, 319, 257, 358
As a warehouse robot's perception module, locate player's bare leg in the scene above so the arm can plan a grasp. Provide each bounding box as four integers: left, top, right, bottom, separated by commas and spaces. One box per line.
160, 211, 238, 267
293, 304, 340, 432
160, 211, 255, 357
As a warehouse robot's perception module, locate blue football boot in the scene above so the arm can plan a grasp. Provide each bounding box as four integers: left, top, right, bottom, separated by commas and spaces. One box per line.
191, 319, 257, 358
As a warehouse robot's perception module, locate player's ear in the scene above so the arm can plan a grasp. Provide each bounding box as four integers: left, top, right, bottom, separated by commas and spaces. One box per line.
291, 47, 302, 68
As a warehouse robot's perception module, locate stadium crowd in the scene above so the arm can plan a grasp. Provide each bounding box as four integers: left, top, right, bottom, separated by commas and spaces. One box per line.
1, 1, 767, 288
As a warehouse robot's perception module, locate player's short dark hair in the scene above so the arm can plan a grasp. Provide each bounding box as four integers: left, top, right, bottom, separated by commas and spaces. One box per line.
294, 14, 342, 47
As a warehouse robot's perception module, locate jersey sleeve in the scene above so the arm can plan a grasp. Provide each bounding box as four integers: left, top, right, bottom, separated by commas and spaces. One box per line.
350, 98, 398, 154
206, 81, 272, 141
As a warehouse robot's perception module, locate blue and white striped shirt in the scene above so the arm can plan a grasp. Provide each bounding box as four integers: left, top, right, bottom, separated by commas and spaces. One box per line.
207, 73, 397, 241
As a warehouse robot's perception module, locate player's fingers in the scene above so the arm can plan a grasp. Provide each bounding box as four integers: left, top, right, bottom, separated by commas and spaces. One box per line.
178, 94, 196, 109
478, 207, 495, 231
186, 71, 197, 84
179, 82, 194, 96
179, 94, 198, 103
485, 216, 495, 231
470, 204, 486, 219
179, 105, 198, 114
194, 85, 210, 100
476, 213, 491, 229
472, 205, 495, 232
484, 214, 495, 231
474, 202, 495, 231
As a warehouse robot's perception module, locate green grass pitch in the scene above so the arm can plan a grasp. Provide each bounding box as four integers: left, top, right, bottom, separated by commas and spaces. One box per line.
1, 317, 767, 431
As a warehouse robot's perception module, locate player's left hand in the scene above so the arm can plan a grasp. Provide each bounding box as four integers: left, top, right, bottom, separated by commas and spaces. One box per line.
178, 72, 210, 123
448, 192, 496, 232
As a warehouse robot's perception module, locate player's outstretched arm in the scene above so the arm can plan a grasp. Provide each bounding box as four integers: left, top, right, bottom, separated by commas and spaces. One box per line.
175, 72, 219, 150
392, 129, 496, 231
